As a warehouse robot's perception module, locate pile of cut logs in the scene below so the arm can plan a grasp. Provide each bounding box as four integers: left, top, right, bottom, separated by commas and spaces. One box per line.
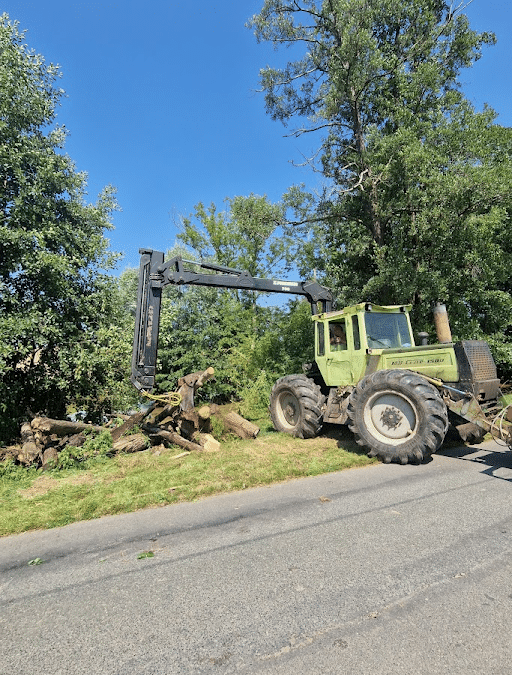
2, 367, 260, 470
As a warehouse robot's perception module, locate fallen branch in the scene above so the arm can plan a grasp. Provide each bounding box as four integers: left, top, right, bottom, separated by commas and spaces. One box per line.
110, 403, 156, 443
145, 426, 204, 453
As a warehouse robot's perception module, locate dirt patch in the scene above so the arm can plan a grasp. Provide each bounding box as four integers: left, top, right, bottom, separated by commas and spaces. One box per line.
18, 476, 59, 499
18, 473, 95, 499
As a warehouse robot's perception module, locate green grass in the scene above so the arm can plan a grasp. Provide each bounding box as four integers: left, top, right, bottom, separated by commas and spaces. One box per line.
0, 422, 374, 536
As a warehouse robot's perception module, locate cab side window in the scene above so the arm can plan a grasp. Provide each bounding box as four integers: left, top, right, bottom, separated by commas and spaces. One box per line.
352, 315, 361, 350
317, 322, 325, 356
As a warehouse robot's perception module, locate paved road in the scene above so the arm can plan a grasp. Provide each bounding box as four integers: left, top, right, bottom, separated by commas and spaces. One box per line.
2, 440, 512, 675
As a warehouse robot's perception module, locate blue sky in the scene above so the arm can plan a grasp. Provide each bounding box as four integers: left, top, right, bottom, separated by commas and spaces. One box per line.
3, 0, 512, 271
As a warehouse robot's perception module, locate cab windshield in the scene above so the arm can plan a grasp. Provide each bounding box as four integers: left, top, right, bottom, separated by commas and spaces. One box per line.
365, 312, 412, 349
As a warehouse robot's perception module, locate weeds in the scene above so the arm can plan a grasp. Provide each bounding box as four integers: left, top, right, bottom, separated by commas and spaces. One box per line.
55, 429, 113, 471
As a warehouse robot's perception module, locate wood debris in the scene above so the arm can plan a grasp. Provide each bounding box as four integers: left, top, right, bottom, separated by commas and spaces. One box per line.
2, 366, 259, 469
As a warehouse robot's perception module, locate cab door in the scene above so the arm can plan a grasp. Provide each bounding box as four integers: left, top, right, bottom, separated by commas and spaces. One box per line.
326, 318, 352, 386
315, 315, 366, 387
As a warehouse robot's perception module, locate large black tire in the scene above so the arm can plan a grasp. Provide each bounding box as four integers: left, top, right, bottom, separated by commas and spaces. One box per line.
347, 370, 448, 464
269, 375, 326, 439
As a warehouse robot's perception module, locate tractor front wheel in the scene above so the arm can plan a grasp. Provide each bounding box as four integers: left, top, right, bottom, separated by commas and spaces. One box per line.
347, 370, 448, 464
270, 375, 325, 439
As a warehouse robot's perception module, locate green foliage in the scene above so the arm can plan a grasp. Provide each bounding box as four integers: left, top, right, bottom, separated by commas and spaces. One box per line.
0, 457, 38, 480
249, 0, 512, 375
55, 429, 113, 470
0, 15, 134, 440
151, 199, 317, 403
137, 550, 155, 559
179, 194, 294, 279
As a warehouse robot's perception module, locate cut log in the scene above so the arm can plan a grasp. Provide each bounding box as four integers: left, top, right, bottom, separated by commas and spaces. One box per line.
112, 434, 148, 454
144, 405, 166, 426
144, 426, 203, 453
197, 405, 212, 420
31, 417, 105, 437
0, 445, 21, 461
199, 433, 221, 453
18, 422, 41, 465
215, 411, 260, 439
159, 416, 175, 428
32, 429, 46, 448
177, 418, 197, 440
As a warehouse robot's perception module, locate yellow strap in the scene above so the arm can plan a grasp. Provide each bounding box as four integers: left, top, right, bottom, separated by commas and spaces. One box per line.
141, 390, 182, 407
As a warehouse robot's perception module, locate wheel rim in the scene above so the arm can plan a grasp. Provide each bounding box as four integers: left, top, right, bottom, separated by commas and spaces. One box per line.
363, 390, 418, 445
276, 391, 300, 430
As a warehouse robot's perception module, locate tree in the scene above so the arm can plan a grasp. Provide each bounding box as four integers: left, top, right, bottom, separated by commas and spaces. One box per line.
249, 1, 512, 374
178, 194, 296, 311
179, 193, 302, 342
148, 197, 318, 408
0, 15, 123, 440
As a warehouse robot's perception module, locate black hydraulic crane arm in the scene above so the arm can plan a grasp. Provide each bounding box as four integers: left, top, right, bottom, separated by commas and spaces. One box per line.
131, 248, 334, 392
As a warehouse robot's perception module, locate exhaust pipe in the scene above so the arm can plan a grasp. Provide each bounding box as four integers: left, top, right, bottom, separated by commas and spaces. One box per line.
433, 303, 452, 344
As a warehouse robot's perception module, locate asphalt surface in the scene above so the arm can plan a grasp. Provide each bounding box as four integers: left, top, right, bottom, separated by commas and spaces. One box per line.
1, 439, 512, 674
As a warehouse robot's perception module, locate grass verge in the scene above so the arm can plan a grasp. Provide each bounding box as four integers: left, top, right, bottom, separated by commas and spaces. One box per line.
0, 422, 375, 537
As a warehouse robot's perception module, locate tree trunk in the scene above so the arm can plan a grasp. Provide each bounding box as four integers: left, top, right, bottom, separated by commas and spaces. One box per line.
63, 433, 86, 448
214, 410, 260, 439
178, 367, 215, 410
30, 417, 105, 436
197, 405, 212, 420
112, 434, 148, 454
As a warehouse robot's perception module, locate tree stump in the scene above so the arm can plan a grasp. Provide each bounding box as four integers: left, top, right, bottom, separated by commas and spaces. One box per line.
18, 422, 41, 465
42, 447, 59, 471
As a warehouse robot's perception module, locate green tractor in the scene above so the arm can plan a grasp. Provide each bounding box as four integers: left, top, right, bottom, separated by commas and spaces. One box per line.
132, 250, 511, 465
269, 302, 509, 464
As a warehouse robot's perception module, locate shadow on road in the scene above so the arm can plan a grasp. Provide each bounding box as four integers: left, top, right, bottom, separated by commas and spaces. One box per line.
440, 442, 512, 482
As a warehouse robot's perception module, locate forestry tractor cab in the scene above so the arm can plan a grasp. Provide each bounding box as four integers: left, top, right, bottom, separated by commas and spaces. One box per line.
132, 248, 512, 465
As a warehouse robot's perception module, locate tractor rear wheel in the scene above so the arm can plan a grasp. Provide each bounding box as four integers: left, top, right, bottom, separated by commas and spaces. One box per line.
270, 375, 325, 439
347, 370, 448, 464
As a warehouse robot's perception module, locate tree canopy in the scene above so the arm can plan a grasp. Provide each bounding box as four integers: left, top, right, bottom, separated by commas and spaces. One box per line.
248, 1, 512, 373
0, 15, 126, 440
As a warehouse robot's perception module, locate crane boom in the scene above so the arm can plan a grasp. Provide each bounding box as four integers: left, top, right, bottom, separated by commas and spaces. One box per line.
131, 248, 333, 391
